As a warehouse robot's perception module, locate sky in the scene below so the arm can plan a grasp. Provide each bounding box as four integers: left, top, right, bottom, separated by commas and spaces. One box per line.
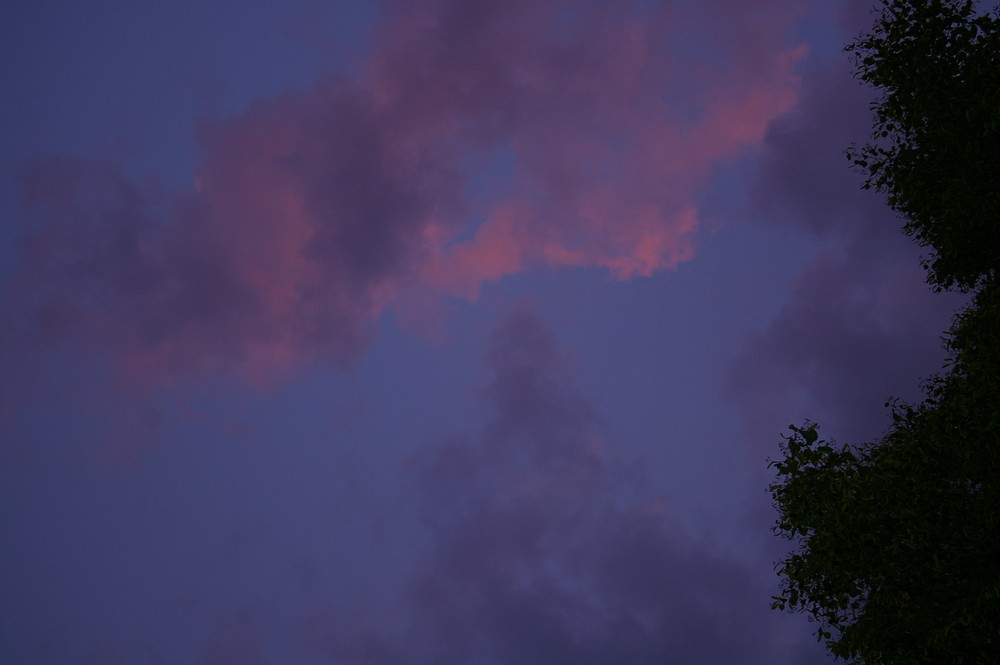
0, 1, 971, 664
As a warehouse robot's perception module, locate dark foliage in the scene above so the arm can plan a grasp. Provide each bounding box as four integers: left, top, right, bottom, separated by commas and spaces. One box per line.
847, 0, 1000, 292
770, 1, 1000, 663
771, 284, 1000, 662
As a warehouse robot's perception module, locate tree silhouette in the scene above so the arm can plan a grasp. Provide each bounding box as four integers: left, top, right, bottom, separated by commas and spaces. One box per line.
769, 1, 1000, 663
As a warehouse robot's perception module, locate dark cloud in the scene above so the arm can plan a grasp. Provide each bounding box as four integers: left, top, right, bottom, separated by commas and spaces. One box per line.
749, 60, 886, 237
312, 304, 830, 665
728, 239, 963, 449
198, 613, 269, 665
733, 59, 968, 449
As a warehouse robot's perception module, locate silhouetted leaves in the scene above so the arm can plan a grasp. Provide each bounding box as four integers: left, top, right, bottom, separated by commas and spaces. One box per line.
846, 0, 1000, 292
770, 1, 1000, 663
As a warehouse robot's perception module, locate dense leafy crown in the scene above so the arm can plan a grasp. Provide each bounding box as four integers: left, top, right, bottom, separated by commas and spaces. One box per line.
771, 282, 1000, 662
769, 1, 1000, 663
847, 0, 1000, 291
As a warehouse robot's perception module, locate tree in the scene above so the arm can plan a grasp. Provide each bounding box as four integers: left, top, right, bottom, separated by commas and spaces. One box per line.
769, 1, 1000, 662
770, 321, 1000, 662
846, 0, 1000, 292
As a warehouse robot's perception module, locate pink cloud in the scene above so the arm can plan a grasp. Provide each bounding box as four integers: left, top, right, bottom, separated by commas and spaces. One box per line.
6, 0, 806, 386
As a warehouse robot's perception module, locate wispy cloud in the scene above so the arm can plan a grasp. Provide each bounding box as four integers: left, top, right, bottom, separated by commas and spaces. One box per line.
4, 0, 806, 389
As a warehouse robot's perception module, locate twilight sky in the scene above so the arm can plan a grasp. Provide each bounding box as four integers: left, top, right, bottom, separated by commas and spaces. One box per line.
0, 1, 969, 664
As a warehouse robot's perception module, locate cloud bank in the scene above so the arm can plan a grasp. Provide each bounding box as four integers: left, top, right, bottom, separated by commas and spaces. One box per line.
4, 0, 806, 386
292, 304, 829, 665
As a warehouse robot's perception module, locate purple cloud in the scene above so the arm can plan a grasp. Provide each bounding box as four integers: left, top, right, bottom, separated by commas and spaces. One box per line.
732, 58, 967, 449
198, 612, 269, 665
728, 240, 962, 448
306, 304, 830, 665
3, 0, 807, 392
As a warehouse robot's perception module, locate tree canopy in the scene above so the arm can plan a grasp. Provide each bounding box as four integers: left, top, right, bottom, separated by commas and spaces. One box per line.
769, 1, 1000, 663
846, 0, 1000, 291
770, 288, 1000, 661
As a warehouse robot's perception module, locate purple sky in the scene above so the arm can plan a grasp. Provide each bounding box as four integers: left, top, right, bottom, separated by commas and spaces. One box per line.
0, 1, 968, 663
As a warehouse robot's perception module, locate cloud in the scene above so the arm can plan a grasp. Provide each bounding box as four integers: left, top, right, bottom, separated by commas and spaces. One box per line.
3, 0, 807, 388
307, 303, 829, 665
731, 59, 967, 449
728, 240, 963, 448
198, 612, 269, 665
749, 61, 881, 236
